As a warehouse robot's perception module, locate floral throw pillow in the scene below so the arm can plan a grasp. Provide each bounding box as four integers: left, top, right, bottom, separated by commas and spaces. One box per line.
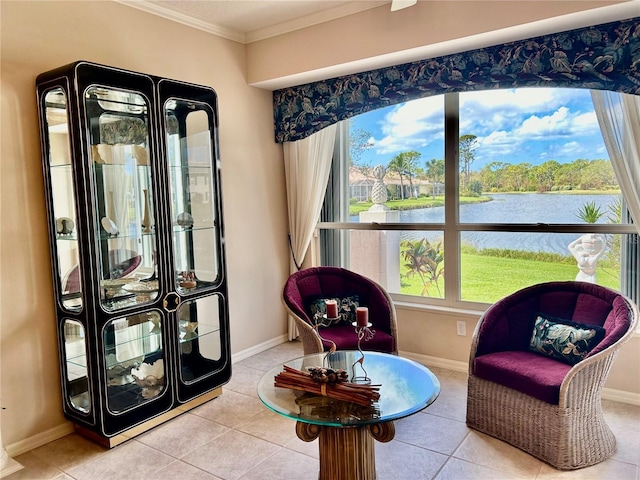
308, 295, 359, 328
528, 314, 606, 365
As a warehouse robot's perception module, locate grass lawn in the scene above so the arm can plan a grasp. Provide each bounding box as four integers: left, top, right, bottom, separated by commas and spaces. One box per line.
400, 252, 620, 305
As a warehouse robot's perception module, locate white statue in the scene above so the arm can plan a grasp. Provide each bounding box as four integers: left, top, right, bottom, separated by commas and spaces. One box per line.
369, 165, 388, 211
568, 234, 605, 283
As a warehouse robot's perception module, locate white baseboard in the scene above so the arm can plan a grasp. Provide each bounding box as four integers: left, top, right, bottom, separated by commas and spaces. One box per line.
0, 456, 23, 478
231, 334, 289, 364
400, 350, 469, 373
6, 422, 74, 458
601, 387, 640, 406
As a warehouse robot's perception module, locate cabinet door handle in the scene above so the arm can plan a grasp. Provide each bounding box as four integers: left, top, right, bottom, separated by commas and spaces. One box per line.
163, 292, 181, 312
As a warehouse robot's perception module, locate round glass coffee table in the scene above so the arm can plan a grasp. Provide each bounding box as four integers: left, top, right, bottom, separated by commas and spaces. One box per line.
257, 350, 440, 480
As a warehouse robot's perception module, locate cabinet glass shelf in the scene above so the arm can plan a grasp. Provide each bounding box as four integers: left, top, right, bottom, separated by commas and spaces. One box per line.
178, 320, 220, 343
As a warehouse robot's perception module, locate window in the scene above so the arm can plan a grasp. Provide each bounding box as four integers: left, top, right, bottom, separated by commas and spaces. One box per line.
319, 88, 638, 308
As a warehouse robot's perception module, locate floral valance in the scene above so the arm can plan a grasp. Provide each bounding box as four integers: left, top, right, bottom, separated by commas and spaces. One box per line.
273, 16, 640, 143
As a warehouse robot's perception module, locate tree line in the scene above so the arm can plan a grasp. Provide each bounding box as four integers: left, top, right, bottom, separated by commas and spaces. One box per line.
351, 130, 618, 196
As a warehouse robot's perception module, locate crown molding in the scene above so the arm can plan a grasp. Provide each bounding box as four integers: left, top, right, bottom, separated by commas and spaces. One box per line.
245, 1, 387, 43
115, 0, 247, 43
115, 0, 387, 44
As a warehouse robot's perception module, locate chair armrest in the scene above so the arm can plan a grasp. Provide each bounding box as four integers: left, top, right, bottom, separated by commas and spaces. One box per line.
559, 297, 638, 406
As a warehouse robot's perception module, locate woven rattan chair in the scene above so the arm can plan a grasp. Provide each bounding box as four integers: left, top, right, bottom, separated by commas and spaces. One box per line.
466, 281, 638, 470
282, 266, 399, 355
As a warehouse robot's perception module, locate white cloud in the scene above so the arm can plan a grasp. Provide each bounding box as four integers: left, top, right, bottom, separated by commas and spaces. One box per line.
372, 96, 444, 155
360, 87, 605, 166
517, 106, 571, 136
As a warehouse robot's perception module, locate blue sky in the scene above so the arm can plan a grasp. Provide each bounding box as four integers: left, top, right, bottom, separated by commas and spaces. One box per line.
350, 87, 608, 171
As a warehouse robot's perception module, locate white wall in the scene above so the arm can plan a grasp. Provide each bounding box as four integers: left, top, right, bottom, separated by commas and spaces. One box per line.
0, 0, 288, 449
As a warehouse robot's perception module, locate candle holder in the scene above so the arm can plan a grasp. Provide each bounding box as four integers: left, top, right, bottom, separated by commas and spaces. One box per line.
314, 314, 339, 367
351, 321, 376, 384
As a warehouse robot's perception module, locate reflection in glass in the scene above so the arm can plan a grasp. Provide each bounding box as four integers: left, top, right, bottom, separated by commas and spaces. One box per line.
165, 100, 219, 293
348, 229, 445, 299
64, 319, 90, 413
104, 312, 164, 413
45, 88, 83, 310
177, 296, 222, 385
85, 86, 158, 311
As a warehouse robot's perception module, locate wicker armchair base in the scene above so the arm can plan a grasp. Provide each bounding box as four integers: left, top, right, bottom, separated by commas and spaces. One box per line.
466, 374, 616, 470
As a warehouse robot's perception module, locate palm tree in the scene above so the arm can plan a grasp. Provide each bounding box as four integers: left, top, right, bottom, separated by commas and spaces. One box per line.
425, 158, 444, 197
389, 151, 421, 199
388, 154, 407, 199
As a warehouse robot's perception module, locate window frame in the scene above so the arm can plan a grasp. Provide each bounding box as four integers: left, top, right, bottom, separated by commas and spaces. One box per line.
317, 91, 638, 309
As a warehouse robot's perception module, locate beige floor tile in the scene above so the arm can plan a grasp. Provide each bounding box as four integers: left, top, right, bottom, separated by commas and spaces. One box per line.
225, 364, 265, 397
64, 440, 174, 480
27, 433, 106, 472
236, 340, 303, 372
436, 457, 530, 480
141, 459, 223, 480
180, 430, 280, 480
536, 458, 638, 479
238, 448, 319, 480
453, 430, 542, 479
424, 371, 468, 422
4, 451, 66, 480
235, 409, 299, 446
376, 439, 449, 480
603, 400, 640, 431
284, 435, 319, 459
394, 411, 470, 455
421, 364, 456, 381
610, 423, 640, 466
136, 412, 228, 458
191, 389, 265, 428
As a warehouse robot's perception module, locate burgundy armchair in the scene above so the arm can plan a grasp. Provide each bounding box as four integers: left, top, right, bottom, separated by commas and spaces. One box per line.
466, 281, 638, 470
282, 267, 398, 355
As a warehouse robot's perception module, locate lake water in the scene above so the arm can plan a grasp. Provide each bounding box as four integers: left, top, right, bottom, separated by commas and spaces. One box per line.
352, 193, 620, 255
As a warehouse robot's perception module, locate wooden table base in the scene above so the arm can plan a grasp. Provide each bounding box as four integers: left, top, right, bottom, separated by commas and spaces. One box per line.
296, 421, 395, 480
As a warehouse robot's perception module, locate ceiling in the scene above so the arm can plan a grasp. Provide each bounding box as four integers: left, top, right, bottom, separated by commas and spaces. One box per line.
118, 0, 390, 43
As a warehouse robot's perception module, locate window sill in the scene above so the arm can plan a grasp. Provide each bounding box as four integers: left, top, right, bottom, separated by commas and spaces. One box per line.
394, 300, 485, 319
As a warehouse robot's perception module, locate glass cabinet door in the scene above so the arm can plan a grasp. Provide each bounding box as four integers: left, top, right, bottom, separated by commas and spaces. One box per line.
177, 295, 223, 388
43, 88, 83, 311
165, 100, 220, 294
64, 319, 90, 414
84, 86, 159, 311
104, 311, 164, 413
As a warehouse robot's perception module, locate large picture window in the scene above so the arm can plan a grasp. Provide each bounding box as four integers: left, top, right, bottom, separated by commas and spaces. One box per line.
318, 88, 638, 308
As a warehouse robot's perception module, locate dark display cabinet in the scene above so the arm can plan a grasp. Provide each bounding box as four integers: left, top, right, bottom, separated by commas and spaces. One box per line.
36, 61, 231, 446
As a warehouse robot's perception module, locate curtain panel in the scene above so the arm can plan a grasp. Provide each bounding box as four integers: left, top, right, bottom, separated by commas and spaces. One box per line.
273, 17, 640, 143
592, 91, 640, 233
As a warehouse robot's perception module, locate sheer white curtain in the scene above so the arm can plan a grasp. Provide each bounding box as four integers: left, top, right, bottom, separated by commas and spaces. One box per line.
591, 91, 640, 234
283, 124, 337, 340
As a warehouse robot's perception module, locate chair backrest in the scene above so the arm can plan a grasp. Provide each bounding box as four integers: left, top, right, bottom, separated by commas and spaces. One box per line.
283, 266, 393, 334
475, 281, 637, 358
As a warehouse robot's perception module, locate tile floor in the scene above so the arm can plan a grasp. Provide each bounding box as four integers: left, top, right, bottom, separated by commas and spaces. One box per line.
6, 340, 640, 480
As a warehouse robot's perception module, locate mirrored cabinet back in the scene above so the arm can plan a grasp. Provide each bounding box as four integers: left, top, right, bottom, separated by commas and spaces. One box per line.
36, 61, 231, 447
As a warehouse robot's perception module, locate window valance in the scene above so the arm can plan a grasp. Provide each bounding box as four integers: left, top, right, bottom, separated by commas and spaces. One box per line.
273, 17, 640, 143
